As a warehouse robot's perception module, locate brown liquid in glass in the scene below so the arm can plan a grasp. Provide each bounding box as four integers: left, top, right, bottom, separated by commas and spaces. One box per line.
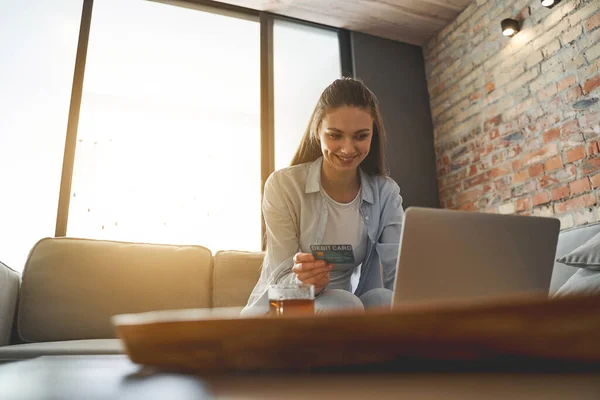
269, 299, 315, 316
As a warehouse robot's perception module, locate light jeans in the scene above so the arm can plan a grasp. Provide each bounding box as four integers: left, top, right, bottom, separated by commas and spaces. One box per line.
315, 288, 393, 314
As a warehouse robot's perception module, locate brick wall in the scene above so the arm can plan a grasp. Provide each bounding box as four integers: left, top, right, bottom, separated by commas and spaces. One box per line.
423, 0, 600, 229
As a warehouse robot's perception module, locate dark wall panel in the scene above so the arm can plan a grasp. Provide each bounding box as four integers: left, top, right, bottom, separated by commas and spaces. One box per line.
351, 31, 439, 209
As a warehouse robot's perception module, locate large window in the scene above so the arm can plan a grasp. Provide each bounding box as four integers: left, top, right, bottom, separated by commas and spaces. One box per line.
2, 0, 344, 271
0, 1, 83, 272
67, 0, 262, 251
273, 20, 342, 170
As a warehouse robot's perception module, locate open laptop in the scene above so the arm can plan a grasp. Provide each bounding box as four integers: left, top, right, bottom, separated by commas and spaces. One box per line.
392, 207, 560, 306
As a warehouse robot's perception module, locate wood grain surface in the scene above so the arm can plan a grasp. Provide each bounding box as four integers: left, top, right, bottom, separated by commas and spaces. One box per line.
113, 293, 600, 372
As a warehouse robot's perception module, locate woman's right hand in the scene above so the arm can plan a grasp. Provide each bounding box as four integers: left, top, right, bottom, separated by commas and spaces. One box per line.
291, 252, 332, 293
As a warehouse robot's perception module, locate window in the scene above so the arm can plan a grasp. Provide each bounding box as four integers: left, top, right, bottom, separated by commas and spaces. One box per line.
67, 0, 262, 251
1, 1, 346, 266
0, 1, 83, 272
273, 20, 342, 170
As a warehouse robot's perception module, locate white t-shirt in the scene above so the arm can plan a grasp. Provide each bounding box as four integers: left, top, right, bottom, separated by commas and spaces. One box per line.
320, 186, 368, 293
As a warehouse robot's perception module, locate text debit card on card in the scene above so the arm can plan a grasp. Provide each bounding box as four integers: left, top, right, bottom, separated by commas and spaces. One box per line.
310, 245, 355, 264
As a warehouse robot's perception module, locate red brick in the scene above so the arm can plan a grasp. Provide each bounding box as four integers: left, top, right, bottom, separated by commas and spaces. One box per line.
582, 158, 600, 174
512, 160, 522, 171
513, 170, 529, 184
515, 197, 530, 213
570, 177, 591, 195
468, 164, 478, 176
470, 91, 482, 101
439, 182, 462, 199
491, 163, 512, 178
463, 172, 491, 190
564, 86, 583, 103
528, 163, 545, 178
489, 129, 500, 141
542, 128, 560, 143
485, 115, 502, 132
485, 81, 495, 94
584, 75, 600, 94
431, 83, 445, 96
545, 155, 563, 171
558, 75, 577, 92
551, 185, 570, 201
591, 173, 600, 188
532, 192, 550, 206
588, 141, 600, 156
554, 194, 597, 214
561, 119, 580, 136
585, 12, 600, 31
457, 189, 483, 205
521, 143, 559, 166
458, 201, 477, 212
565, 146, 586, 163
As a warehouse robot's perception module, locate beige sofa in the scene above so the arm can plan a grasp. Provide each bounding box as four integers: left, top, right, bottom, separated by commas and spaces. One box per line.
2, 221, 600, 362
0, 237, 263, 362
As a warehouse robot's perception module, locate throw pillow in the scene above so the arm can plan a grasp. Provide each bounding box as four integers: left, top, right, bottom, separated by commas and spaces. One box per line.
554, 269, 600, 298
556, 232, 600, 270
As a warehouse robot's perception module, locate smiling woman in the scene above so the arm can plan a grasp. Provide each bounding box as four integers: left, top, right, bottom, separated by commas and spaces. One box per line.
242, 78, 405, 316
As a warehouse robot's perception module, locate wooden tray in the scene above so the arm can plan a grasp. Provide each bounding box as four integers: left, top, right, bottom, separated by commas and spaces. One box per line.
112, 293, 600, 373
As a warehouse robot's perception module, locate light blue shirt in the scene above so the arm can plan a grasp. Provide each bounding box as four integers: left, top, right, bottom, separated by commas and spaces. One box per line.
242, 156, 404, 314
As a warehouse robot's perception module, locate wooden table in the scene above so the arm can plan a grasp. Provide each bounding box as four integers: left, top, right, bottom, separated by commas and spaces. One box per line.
1, 355, 599, 399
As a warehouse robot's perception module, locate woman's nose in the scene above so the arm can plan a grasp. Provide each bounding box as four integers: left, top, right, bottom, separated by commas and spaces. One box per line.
340, 138, 355, 154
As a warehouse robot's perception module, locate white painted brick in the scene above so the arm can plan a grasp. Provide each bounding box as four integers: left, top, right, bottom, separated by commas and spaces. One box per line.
562, 24, 583, 45
586, 41, 600, 62
526, 50, 544, 69
499, 202, 515, 214
532, 205, 555, 218
544, 0, 581, 31
533, 19, 570, 51
542, 39, 561, 58
558, 214, 575, 229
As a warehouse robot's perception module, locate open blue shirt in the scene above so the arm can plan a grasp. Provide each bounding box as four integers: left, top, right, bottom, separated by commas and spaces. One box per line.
242, 156, 404, 314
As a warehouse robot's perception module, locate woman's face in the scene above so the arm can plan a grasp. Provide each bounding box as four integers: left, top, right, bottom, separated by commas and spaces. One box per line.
318, 106, 373, 174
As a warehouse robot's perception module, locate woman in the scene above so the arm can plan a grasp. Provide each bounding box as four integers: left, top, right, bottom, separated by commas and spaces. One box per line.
242, 77, 404, 315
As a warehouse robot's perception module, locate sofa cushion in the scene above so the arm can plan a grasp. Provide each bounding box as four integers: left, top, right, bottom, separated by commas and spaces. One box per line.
18, 238, 213, 342
554, 269, 600, 298
0, 262, 20, 346
550, 222, 600, 295
556, 231, 600, 270
213, 250, 263, 308
0, 339, 123, 361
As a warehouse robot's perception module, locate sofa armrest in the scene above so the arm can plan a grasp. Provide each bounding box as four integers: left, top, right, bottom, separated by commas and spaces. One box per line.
0, 261, 20, 346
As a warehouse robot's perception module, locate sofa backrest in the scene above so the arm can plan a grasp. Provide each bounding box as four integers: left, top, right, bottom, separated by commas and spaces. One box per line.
550, 221, 600, 294
18, 237, 213, 342
212, 250, 263, 308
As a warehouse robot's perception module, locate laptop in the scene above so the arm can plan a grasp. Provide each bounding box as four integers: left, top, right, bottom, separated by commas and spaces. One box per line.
392, 207, 560, 306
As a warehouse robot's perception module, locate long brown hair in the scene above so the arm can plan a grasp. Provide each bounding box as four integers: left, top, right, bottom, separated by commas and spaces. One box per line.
289, 77, 388, 176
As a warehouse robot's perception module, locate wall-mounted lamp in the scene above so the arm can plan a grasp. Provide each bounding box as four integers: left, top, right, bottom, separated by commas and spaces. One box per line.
541, 0, 561, 9
501, 18, 520, 37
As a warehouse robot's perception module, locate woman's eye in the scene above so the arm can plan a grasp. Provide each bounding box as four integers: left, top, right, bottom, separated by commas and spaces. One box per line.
328, 134, 341, 140
357, 134, 369, 140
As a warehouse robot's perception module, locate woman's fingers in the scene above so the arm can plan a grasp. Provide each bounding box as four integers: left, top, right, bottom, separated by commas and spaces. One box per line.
296, 265, 331, 281
292, 260, 330, 273
293, 252, 315, 264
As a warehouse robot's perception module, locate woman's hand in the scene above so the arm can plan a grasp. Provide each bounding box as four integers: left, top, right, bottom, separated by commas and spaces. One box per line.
292, 252, 332, 293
